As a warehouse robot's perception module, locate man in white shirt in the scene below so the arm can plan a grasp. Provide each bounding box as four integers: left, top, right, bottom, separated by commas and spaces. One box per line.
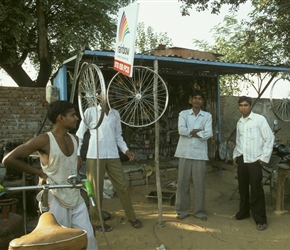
233, 96, 274, 231
76, 105, 142, 232
174, 90, 213, 222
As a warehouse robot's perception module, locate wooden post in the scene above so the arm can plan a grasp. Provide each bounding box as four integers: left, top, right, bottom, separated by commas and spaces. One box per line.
153, 59, 163, 226
275, 163, 290, 214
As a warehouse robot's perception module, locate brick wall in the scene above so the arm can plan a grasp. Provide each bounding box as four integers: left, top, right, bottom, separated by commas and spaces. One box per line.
0, 87, 51, 150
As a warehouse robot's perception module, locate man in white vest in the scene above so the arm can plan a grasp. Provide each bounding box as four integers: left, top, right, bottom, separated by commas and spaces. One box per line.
3, 100, 97, 249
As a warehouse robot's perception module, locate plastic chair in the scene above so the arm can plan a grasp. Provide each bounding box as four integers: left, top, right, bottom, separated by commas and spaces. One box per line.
261, 155, 281, 205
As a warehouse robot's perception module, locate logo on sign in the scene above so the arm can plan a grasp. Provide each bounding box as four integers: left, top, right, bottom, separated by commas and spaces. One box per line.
117, 12, 130, 55
118, 12, 130, 42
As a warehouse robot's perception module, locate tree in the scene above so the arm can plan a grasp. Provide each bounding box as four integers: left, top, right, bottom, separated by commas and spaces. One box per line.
135, 22, 173, 54
181, 0, 290, 63
248, 0, 290, 63
0, 0, 130, 87
193, 13, 288, 95
178, 0, 248, 15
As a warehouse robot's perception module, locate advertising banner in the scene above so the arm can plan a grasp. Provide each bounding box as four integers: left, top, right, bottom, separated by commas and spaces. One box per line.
114, 3, 139, 77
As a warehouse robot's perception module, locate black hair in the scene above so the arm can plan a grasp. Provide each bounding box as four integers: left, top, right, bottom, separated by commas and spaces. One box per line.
47, 100, 75, 124
190, 90, 205, 100
238, 96, 252, 105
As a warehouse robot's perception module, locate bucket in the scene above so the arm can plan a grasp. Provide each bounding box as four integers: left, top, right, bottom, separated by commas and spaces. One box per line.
0, 198, 24, 248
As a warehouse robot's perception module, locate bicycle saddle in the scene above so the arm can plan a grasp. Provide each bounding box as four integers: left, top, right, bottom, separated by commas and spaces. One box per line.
9, 212, 87, 250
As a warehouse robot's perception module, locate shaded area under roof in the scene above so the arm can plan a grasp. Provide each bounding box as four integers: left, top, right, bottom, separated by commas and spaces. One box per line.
52, 49, 290, 148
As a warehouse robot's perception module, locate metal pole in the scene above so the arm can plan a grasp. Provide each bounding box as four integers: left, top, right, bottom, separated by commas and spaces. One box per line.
252, 72, 277, 107
216, 76, 222, 146
22, 171, 27, 234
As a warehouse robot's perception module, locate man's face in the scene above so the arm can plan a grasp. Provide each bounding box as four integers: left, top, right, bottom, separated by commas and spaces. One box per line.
189, 95, 204, 108
62, 108, 79, 129
238, 101, 251, 117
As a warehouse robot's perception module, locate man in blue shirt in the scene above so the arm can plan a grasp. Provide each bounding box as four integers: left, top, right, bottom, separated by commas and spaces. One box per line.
174, 90, 213, 221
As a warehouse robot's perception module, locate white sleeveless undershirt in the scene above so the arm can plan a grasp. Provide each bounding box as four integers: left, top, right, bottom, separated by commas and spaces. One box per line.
41, 132, 83, 209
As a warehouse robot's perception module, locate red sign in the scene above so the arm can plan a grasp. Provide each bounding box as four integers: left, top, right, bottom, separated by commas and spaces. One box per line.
113, 59, 132, 77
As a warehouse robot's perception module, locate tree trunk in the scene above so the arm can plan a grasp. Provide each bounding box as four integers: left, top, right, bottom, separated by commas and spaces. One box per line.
0, 63, 36, 87
36, 0, 52, 87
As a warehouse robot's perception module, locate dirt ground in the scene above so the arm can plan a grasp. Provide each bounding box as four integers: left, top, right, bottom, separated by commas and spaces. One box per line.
94, 164, 290, 250
3, 162, 290, 250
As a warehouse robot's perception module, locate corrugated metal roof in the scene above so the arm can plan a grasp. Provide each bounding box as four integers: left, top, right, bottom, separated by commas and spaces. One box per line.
61, 49, 290, 77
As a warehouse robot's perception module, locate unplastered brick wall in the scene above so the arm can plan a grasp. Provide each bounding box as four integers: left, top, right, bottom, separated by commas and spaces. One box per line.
0, 86, 51, 149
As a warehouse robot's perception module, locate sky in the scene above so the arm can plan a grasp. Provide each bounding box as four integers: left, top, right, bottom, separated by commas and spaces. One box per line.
136, 0, 252, 48
0, 0, 253, 87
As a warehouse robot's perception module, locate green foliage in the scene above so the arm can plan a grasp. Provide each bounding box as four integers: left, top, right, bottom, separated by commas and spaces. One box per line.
0, 0, 130, 87
178, 0, 248, 15
0, 1, 34, 65
193, 15, 253, 95
249, 0, 290, 64
177, 0, 290, 65
193, 8, 289, 96
135, 22, 173, 54
187, 0, 290, 96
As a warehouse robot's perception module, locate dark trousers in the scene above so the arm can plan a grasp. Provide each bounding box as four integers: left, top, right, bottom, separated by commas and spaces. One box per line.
236, 155, 267, 225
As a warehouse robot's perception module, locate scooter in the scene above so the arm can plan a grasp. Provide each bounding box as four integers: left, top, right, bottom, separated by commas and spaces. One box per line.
272, 119, 290, 162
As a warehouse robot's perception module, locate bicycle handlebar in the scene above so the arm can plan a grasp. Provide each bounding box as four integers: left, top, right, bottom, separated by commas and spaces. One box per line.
4, 183, 84, 193
2, 174, 96, 208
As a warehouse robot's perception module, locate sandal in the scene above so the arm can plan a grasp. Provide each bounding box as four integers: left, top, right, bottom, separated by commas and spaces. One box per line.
176, 214, 189, 220
129, 219, 142, 229
194, 215, 207, 222
94, 223, 113, 232
257, 223, 267, 231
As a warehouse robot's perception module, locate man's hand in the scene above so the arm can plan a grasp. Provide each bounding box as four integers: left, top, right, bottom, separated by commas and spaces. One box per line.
258, 159, 264, 166
233, 158, 238, 168
38, 169, 47, 185
190, 129, 202, 138
125, 150, 135, 161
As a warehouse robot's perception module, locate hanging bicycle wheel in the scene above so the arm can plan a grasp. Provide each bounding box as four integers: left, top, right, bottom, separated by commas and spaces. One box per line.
78, 63, 106, 129
270, 78, 290, 122
107, 66, 169, 127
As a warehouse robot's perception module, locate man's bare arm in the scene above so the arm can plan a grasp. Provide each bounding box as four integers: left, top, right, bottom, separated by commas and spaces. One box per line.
2, 135, 48, 180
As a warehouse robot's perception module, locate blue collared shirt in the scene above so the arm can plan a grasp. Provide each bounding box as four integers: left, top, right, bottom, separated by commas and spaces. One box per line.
174, 109, 213, 160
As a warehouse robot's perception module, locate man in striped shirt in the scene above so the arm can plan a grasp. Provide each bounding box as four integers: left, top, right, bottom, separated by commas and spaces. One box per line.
233, 96, 274, 231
